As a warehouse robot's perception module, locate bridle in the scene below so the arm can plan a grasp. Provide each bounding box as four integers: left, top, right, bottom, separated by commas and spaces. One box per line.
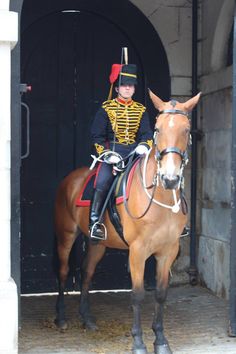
155, 108, 190, 167
124, 106, 191, 218
142, 107, 191, 214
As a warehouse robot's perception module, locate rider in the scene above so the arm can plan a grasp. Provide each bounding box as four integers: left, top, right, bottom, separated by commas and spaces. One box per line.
90, 63, 153, 241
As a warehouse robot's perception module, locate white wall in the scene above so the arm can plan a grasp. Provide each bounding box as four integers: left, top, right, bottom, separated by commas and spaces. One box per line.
0, 1, 18, 353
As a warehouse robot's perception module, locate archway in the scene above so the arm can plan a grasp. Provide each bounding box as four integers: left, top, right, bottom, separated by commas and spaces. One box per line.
17, 0, 170, 293
211, 0, 234, 71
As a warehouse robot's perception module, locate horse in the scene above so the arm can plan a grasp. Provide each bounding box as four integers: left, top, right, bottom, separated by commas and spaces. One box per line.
54, 90, 201, 354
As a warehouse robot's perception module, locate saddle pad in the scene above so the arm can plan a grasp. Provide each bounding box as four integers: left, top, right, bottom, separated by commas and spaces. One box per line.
75, 160, 139, 207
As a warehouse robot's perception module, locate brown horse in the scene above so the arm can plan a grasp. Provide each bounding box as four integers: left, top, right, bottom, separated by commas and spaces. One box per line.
54, 91, 201, 354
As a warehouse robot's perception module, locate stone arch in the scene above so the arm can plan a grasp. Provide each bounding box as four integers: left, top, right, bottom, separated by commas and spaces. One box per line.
211, 0, 235, 71
11, 0, 171, 293
20, 0, 170, 101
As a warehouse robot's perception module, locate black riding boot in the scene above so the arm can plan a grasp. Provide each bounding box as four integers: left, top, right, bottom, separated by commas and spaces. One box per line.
89, 189, 106, 241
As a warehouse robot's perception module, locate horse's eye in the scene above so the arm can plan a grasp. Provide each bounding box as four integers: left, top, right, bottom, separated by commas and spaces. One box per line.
189, 134, 192, 145
185, 128, 190, 134
153, 128, 159, 144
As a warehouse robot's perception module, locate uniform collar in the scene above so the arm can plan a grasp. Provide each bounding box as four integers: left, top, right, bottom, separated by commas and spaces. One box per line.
116, 97, 133, 106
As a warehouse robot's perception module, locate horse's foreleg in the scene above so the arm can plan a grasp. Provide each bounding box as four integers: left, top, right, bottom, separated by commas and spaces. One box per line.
55, 233, 76, 329
152, 243, 179, 354
129, 246, 148, 354
79, 243, 106, 330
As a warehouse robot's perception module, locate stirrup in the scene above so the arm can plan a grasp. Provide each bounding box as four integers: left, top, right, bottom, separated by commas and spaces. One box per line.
90, 222, 107, 241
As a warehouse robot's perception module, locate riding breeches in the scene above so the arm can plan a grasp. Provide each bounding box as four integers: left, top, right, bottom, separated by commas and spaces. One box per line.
94, 142, 137, 193
94, 162, 115, 193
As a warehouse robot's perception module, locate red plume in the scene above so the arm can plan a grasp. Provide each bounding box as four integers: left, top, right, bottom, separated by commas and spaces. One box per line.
109, 64, 123, 84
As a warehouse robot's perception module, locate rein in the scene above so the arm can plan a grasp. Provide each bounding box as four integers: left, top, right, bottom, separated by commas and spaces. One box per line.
123, 157, 157, 219
142, 149, 181, 213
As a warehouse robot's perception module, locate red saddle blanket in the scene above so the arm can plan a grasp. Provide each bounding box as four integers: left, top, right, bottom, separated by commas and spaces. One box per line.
75, 160, 139, 207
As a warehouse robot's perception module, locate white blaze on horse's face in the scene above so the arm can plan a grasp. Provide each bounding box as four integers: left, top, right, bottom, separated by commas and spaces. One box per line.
168, 116, 175, 128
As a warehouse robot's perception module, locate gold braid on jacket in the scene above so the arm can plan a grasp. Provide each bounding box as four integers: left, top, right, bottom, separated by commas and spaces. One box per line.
102, 99, 146, 145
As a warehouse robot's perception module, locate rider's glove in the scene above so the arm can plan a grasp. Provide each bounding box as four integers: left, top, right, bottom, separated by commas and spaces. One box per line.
104, 151, 122, 164
135, 145, 149, 155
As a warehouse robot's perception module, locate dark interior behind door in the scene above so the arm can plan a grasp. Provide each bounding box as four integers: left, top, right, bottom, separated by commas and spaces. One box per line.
21, 11, 145, 293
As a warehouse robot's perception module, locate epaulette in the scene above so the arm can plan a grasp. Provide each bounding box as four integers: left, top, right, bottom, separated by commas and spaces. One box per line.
102, 99, 116, 108
132, 101, 146, 110
131, 101, 146, 114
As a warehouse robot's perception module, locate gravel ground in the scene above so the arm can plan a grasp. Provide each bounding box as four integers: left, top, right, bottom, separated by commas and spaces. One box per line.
19, 285, 236, 354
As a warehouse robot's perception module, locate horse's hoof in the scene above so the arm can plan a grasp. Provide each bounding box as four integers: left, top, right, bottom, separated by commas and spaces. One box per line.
154, 343, 172, 354
54, 318, 68, 330
132, 346, 148, 354
82, 317, 98, 331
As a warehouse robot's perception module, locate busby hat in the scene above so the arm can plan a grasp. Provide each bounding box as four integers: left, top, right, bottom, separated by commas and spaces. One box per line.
108, 63, 137, 99
119, 64, 137, 85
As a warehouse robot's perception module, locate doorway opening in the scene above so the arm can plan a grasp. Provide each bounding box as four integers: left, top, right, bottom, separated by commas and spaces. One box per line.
19, 0, 170, 294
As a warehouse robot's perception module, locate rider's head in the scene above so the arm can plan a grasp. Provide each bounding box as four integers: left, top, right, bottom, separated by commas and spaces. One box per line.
115, 84, 135, 100
108, 64, 137, 100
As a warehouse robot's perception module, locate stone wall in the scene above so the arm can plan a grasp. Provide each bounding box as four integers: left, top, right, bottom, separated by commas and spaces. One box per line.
198, 87, 232, 298
198, 0, 234, 298
130, 0, 198, 285
131, 0, 234, 297
131, 0, 193, 96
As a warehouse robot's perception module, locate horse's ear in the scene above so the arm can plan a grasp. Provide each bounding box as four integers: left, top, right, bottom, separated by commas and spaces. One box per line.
148, 89, 165, 111
184, 92, 201, 112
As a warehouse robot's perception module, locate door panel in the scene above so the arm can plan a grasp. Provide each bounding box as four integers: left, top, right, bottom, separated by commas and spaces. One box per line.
21, 11, 143, 293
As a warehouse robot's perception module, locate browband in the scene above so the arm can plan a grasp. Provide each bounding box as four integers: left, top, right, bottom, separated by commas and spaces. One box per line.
159, 109, 189, 117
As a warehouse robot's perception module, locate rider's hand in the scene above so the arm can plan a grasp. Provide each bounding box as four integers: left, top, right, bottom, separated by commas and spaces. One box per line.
105, 152, 121, 164
135, 145, 149, 155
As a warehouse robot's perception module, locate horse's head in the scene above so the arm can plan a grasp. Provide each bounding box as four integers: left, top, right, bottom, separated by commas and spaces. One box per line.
149, 90, 201, 190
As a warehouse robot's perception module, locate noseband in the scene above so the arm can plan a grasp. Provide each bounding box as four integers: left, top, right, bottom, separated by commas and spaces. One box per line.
155, 108, 189, 165
155, 147, 188, 163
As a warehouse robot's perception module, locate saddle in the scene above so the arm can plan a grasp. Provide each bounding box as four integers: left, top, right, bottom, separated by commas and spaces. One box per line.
75, 158, 140, 244
75, 158, 188, 243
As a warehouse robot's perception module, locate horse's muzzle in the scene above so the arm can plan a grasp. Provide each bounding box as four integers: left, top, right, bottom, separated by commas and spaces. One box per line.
161, 174, 180, 189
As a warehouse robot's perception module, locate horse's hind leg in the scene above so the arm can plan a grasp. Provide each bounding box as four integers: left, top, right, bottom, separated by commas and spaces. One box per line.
79, 243, 106, 330
55, 231, 77, 329
152, 243, 179, 354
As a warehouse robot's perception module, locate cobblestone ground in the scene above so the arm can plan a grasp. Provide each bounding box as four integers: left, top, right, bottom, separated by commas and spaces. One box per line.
19, 285, 236, 354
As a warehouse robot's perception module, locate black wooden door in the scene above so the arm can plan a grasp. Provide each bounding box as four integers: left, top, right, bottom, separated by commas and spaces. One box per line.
21, 10, 145, 293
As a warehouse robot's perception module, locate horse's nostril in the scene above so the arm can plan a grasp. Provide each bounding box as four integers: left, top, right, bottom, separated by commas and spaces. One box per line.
161, 175, 180, 189
162, 175, 179, 182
